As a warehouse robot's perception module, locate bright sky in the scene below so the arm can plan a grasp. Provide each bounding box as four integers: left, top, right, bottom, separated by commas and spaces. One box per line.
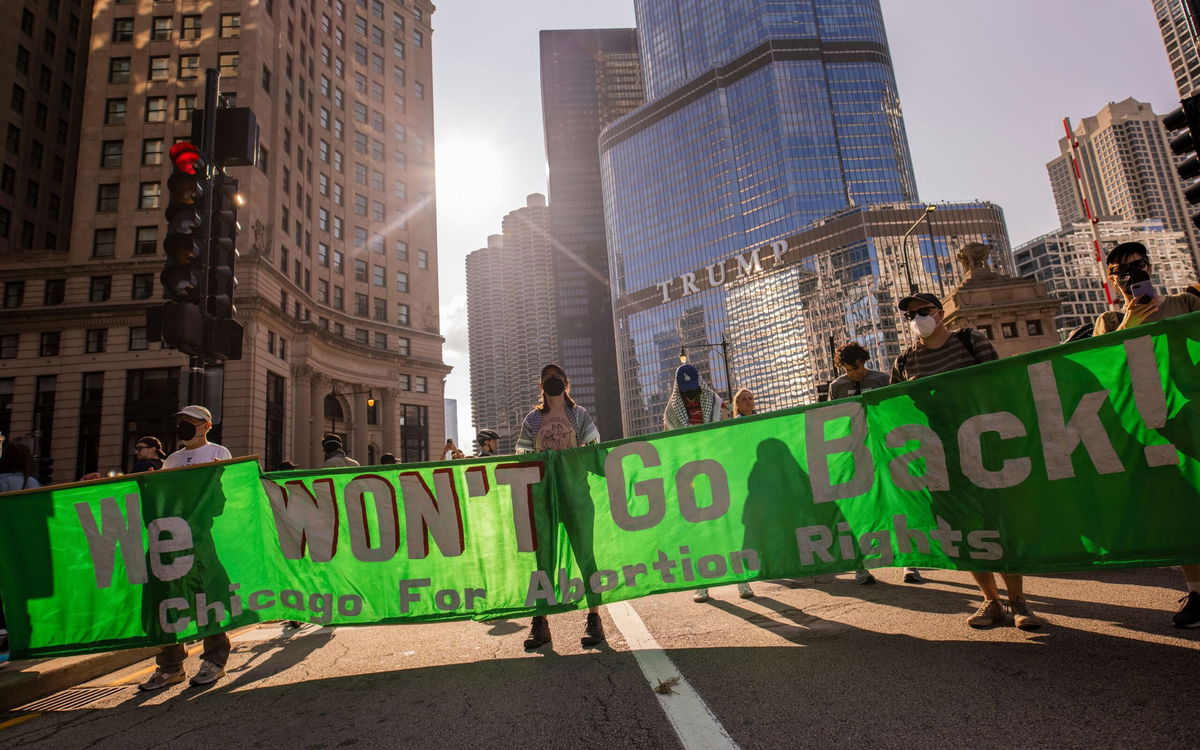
433, 0, 1180, 442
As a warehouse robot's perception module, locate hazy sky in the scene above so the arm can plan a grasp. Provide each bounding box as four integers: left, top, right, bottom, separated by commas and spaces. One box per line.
432, 0, 1179, 442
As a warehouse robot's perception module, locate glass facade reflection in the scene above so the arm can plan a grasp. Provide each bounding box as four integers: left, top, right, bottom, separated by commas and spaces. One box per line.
602, 0, 924, 434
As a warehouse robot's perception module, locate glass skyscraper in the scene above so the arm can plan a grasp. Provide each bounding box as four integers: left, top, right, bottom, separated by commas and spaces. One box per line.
601, 0, 922, 435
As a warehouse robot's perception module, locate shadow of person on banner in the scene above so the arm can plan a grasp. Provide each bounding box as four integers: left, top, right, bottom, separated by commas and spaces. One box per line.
139, 463, 234, 642
551, 451, 601, 609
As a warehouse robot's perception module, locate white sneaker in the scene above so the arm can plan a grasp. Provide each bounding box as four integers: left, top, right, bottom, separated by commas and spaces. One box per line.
693, 588, 710, 603
189, 659, 225, 686
854, 569, 876, 585
737, 582, 754, 599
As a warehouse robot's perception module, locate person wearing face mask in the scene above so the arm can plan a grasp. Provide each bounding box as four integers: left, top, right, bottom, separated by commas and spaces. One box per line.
140, 404, 233, 691
514, 364, 604, 650
829, 342, 924, 586
663, 365, 754, 602
889, 294, 1048, 630
1091, 242, 1200, 629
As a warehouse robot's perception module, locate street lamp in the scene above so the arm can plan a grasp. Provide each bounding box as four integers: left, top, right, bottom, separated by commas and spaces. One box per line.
328, 385, 375, 435
679, 335, 734, 407
900, 205, 937, 295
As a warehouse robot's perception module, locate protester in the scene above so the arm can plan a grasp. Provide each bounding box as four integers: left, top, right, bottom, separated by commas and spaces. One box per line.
0, 442, 39, 493
664, 365, 753, 602
476, 429, 500, 456
829, 342, 924, 585
131, 436, 166, 473
890, 293, 1045, 629
139, 405, 234, 690
274, 460, 298, 471
321, 434, 359, 468
450, 448, 466, 460
732, 388, 756, 417
379, 453, 397, 465
1091, 241, 1200, 628
515, 364, 604, 649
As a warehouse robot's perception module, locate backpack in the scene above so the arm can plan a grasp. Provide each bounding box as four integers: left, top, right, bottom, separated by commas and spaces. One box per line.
894, 328, 978, 381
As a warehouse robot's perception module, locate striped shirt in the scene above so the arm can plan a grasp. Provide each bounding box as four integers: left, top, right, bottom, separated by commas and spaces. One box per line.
889, 329, 998, 383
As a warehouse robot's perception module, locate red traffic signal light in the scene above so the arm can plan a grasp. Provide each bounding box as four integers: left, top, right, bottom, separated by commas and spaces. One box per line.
169, 142, 204, 175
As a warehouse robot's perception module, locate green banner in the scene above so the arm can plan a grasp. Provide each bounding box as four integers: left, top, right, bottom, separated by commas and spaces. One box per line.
2, 315, 1199, 659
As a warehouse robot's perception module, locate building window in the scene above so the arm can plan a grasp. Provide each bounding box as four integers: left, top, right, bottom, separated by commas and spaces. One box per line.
132, 273, 154, 299
142, 138, 164, 166
129, 327, 149, 351
134, 225, 157, 255
398, 337, 410, 356
1001, 322, 1019, 339
399, 374, 410, 391
175, 94, 196, 122
395, 240, 408, 262
397, 303, 409, 326
220, 13, 241, 38
333, 286, 344, 310
414, 376, 426, 393
265, 371, 286, 470
1026, 320, 1044, 336
39, 331, 60, 357
178, 55, 200, 79
148, 14, 176, 39
219, 52, 240, 77
373, 297, 386, 321
181, 15, 201, 40
105, 98, 127, 124
138, 182, 161, 209
355, 329, 369, 345
262, 65, 272, 92
399, 404, 428, 463
89, 276, 112, 302
44, 278, 65, 305
93, 228, 116, 257
113, 17, 134, 43
149, 56, 170, 81
395, 271, 408, 293
355, 292, 368, 315
0, 335, 17, 359
372, 265, 385, 286
97, 185, 120, 212
354, 260, 368, 282
76, 372, 106, 478
4, 281, 25, 308
85, 329, 108, 353
145, 96, 167, 123
108, 57, 131, 84
100, 140, 123, 168
417, 250, 428, 270
977, 324, 994, 340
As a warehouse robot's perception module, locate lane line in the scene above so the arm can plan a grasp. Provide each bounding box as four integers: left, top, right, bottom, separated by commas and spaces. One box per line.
0, 713, 43, 731
606, 601, 740, 750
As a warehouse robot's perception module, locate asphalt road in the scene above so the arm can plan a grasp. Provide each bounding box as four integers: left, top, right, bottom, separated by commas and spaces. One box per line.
2, 566, 1197, 749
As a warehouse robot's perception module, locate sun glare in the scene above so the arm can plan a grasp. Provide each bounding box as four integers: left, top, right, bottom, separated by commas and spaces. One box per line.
436, 137, 506, 199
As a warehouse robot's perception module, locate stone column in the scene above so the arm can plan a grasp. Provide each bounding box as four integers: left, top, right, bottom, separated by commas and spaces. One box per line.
309, 372, 329, 468
292, 365, 312, 468
352, 385, 369, 464
380, 387, 397, 457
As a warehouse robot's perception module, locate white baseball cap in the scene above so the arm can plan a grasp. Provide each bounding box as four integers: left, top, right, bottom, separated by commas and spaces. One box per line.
177, 405, 213, 421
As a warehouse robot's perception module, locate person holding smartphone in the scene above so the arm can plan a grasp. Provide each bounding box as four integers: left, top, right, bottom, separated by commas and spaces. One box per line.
1091, 242, 1200, 628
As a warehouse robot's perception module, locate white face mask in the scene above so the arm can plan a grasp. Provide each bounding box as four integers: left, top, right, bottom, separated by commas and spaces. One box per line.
910, 314, 938, 338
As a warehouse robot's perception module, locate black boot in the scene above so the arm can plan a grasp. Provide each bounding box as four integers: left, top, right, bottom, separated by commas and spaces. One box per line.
523, 616, 551, 650
580, 612, 605, 648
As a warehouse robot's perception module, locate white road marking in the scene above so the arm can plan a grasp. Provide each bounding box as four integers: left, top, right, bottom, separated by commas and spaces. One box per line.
606, 601, 741, 750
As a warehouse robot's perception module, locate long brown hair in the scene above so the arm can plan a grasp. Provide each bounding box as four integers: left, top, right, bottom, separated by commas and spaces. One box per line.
534, 363, 576, 413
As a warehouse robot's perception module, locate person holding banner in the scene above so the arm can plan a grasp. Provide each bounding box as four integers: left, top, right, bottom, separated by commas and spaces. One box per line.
1091, 241, 1200, 628
139, 405, 234, 691
515, 364, 605, 649
829, 342, 925, 586
891, 294, 1046, 630
664, 364, 755, 603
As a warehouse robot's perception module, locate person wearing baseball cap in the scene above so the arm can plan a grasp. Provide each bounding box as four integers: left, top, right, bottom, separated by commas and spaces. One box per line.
1091, 241, 1200, 629
321, 433, 360, 468
139, 404, 233, 692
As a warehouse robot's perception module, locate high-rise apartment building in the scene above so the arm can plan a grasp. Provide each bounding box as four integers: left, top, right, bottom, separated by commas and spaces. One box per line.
599, 0, 923, 435
466, 195, 561, 452
539, 28, 643, 434
0, 0, 447, 479
1153, 0, 1200, 98
1047, 98, 1200, 266
1014, 219, 1197, 337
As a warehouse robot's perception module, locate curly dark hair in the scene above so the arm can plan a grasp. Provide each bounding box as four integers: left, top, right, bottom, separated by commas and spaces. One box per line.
835, 342, 871, 367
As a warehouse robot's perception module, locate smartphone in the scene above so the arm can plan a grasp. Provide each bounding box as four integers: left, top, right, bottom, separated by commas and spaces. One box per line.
1127, 269, 1155, 302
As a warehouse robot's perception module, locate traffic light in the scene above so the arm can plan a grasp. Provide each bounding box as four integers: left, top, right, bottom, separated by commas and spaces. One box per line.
208, 175, 240, 319
1163, 94, 1200, 228
157, 141, 210, 356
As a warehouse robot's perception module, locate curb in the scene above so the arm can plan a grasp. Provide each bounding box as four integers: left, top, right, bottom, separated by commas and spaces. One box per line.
0, 647, 159, 713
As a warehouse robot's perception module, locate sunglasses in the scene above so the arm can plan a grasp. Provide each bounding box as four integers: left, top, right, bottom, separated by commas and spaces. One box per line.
1109, 258, 1149, 276
901, 306, 939, 321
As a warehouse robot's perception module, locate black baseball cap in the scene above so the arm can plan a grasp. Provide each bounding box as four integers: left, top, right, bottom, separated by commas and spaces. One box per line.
897, 293, 943, 312
1105, 241, 1149, 266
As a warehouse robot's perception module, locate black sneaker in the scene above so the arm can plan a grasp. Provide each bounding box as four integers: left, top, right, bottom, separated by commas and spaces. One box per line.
523, 616, 551, 650
580, 612, 605, 648
1172, 591, 1200, 628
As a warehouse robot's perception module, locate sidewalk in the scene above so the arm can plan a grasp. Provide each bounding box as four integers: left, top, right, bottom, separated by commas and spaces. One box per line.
0, 648, 159, 712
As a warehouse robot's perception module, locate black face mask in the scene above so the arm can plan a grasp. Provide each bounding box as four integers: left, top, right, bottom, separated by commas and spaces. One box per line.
542, 376, 566, 396
176, 420, 197, 441
682, 389, 701, 401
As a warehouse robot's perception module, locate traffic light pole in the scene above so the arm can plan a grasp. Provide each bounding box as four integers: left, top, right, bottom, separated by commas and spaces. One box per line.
187, 69, 221, 404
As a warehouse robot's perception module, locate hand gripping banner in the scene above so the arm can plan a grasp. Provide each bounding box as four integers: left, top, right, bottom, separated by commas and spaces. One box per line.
1, 314, 1198, 658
